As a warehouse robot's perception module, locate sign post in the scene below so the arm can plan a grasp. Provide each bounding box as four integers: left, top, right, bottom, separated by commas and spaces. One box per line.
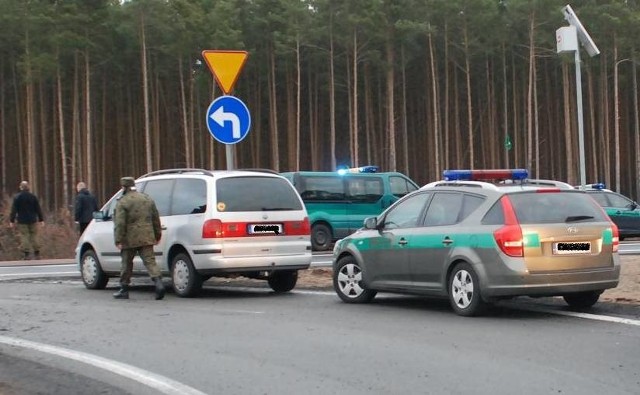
201, 50, 249, 170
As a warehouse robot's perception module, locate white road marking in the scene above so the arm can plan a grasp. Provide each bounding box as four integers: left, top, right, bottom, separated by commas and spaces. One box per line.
0, 335, 207, 395
0, 271, 77, 278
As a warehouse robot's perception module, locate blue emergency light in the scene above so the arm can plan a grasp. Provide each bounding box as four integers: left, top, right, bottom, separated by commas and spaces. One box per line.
589, 183, 605, 190
443, 169, 528, 181
337, 165, 379, 175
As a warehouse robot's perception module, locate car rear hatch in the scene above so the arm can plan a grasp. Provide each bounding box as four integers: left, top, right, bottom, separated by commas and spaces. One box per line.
507, 190, 617, 272
207, 175, 310, 258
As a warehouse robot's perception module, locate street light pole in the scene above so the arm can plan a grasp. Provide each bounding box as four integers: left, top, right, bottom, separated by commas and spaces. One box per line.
574, 48, 587, 189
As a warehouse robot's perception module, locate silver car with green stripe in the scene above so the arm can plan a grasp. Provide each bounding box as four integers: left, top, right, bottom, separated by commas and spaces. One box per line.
332, 173, 621, 316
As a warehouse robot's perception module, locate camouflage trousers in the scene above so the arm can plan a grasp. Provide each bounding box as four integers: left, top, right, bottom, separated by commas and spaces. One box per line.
119, 245, 162, 286
16, 223, 40, 254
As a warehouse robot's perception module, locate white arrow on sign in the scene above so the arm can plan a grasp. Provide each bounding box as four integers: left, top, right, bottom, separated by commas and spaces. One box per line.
210, 106, 241, 139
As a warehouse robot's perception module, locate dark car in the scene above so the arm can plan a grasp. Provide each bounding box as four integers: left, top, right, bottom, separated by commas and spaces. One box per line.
580, 183, 640, 240
332, 169, 621, 316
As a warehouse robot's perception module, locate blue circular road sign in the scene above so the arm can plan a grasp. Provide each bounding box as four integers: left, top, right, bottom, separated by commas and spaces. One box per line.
206, 95, 251, 145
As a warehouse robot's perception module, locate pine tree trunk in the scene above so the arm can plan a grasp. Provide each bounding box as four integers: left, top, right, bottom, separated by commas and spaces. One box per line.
352, 29, 359, 168
329, 23, 336, 170
178, 58, 191, 168
269, 48, 279, 171
85, 49, 93, 189
140, 12, 152, 173
428, 30, 440, 178
386, 31, 396, 172
562, 63, 575, 184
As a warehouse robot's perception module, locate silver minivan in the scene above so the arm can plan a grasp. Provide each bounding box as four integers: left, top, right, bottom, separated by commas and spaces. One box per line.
76, 169, 312, 297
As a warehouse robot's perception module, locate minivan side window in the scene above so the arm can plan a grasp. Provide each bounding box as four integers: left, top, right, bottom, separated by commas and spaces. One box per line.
299, 176, 345, 201
172, 179, 207, 215
390, 176, 418, 198
141, 179, 174, 216
347, 177, 383, 202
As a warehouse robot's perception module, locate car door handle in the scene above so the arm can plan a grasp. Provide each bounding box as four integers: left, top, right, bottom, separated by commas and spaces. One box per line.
161, 225, 167, 230
398, 238, 408, 246
442, 237, 453, 246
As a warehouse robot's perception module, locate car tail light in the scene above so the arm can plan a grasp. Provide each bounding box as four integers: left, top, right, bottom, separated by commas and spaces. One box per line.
284, 217, 310, 236
611, 223, 619, 253
493, 196, 524, 257
202, 219, 247, 238
535, 188, 561, 193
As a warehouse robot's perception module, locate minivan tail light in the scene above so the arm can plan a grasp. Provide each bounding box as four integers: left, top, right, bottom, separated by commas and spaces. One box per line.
202, 220, 247, 238
611, 223, 619, 253
284, 217, 310, 236
493, 196, 524, 257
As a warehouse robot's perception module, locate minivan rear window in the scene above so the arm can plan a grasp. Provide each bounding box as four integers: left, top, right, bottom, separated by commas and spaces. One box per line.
216, 177, 304, 212
508, 192, 608, 224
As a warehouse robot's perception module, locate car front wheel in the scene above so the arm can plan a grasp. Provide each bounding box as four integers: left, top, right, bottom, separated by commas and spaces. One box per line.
333, 256, 376, 303
81, 250, 109, 289
171, 252, 202, 297
268, 270, 298, 293
448, 262, 486, 316
563, 291, 601, 309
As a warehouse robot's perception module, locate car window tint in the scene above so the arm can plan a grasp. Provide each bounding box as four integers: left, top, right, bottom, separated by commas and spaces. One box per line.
607, 192, 632, 208
347, 177, 383, 202
217, 177, 303, 212
588, 192, 609, 207
171, 178, 207, 215
481, 200, 504, 225
459, 194, 485, 221
383, 192, 431, 229
390, 176, 418, 198
299, 176, 345, 201
424, 192, 463, 226
142, 179, 174, 216
509, 192, 607, 224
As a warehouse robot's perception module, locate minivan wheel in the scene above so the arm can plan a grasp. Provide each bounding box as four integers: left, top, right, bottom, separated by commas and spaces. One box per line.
171, 253, 202, 297
268, 270, 298, 293
563, 291, 601, 309
311, 223, 332, 251
81, 249, 109, 289
448, 262, 486, 316
333, 256, 376, 303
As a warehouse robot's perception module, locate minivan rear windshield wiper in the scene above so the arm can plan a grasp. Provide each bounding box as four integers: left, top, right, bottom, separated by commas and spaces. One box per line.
565, 215, 594, 222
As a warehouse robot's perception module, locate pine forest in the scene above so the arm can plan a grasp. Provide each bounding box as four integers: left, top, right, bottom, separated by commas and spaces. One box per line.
1, 0, 640, 210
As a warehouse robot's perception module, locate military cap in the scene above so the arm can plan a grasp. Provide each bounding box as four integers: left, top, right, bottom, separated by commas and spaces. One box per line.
120, 177, 136, 187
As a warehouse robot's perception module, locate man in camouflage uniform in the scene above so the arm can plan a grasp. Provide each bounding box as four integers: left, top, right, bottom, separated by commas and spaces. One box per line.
9, 181, 44, 260
113, 177, 165, 300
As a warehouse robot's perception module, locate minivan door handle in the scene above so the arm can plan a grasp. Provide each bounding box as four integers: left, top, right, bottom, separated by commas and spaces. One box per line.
442, 237, 453, 246
398, 238, 408, 246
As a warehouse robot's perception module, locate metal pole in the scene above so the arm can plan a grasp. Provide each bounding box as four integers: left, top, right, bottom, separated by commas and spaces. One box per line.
226, 145, 235, 170
574, 49, 587, 189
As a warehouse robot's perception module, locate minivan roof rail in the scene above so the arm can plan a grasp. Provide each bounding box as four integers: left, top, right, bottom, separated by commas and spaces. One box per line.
237, 168, 280, 175
140, 168, 214, 178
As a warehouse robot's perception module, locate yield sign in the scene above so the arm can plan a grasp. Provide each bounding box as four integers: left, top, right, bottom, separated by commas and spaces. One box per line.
201, 50, 248, 95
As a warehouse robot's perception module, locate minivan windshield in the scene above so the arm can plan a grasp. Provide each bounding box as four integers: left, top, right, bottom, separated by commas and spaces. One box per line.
216, 177, 304, 212
508, 192, 608, 224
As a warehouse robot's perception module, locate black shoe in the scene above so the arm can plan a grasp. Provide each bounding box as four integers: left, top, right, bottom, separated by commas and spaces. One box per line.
153, 278, 165, 300
113, 286, 129, 299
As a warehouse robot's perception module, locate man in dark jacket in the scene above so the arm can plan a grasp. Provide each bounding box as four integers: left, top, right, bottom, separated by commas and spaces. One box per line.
75, 182, 99, 235
112, 177, 165, 300
9, 181, 44, 260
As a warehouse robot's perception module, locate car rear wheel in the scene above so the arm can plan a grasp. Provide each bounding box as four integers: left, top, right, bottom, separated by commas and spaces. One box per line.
333, 256, 376, 303
171, 252, 202, 297
81, 250, 109, 289
311, 223, 332, 251
268, 270, 298, 293
448, 262, 486, 316
563, 291, 601, 309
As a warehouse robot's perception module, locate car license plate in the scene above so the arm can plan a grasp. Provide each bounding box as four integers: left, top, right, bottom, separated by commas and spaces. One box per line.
248, 223, 283, 235
553, 242, 591, 255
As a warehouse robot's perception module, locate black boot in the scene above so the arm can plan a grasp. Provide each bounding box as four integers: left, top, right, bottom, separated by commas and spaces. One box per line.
153, 277, 165, 300
113, 285, 129, 299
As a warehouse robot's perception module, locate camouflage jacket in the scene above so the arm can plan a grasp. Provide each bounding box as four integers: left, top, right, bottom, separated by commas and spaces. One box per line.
114, 190, 162, 248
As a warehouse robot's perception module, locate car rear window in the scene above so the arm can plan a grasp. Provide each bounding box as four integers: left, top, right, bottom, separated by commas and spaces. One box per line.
508, 192, 608, 224
216, 176, 304, 212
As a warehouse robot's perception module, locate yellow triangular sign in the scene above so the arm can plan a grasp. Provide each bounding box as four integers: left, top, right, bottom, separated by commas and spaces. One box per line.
202, 50, 248, 95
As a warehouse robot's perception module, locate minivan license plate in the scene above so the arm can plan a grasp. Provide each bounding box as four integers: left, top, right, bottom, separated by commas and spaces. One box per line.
553, 242, 591, 255
248, 223, 283, 235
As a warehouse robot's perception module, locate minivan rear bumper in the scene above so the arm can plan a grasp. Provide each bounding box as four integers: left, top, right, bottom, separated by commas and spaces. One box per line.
192, 252, 312, 275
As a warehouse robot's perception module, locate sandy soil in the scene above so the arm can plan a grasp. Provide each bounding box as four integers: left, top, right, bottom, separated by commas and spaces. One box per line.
295, 256, 640, 305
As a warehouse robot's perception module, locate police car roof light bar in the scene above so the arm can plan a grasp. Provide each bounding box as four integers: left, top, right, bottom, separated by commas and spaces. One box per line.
337, 165, 379, 175
443, 169, 528, 182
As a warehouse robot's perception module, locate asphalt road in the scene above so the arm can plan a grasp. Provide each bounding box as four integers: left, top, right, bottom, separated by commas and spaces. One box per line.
1, 273, 639, 394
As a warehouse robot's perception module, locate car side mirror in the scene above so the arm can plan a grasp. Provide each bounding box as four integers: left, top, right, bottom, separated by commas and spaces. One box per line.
363, 217, 378, 230
630, 202, 638, 210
